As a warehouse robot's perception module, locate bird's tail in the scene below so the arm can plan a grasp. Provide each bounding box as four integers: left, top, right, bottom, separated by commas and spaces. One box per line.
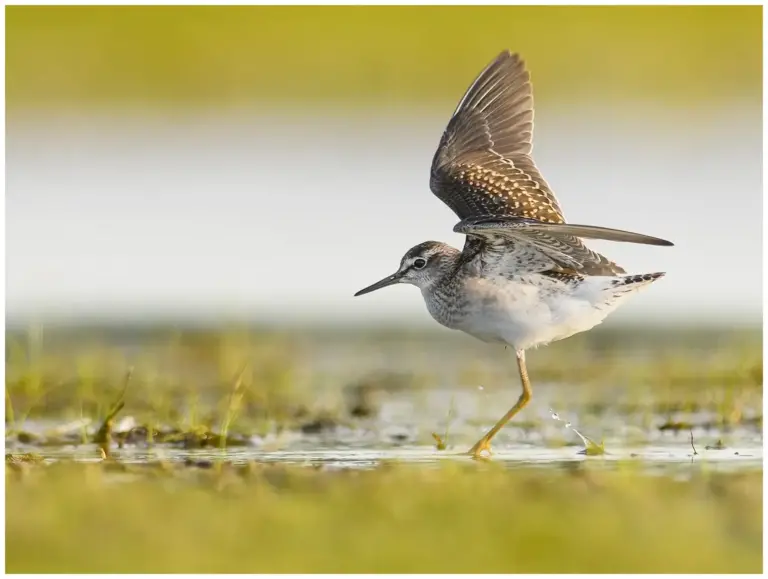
609, 272, 665, 296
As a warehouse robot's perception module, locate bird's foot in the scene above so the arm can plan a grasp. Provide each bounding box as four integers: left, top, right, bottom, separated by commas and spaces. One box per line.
465, 438, 493, 460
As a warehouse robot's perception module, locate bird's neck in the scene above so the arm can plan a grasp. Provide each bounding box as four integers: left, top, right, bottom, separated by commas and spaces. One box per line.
424, 247, 463, 292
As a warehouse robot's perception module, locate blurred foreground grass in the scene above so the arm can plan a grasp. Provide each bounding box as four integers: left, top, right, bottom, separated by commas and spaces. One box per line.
7, 5, 761, 110
5, 460, 762, 573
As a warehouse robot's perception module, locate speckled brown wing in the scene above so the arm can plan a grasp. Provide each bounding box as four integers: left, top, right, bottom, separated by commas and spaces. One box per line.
429, 50, 565, 224
432, 51, 677, 277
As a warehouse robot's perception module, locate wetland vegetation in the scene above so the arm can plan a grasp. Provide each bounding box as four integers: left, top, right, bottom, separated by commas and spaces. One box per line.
5, 323, 763, 573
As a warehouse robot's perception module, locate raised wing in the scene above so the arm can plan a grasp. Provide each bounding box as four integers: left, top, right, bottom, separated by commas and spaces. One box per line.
430, 50, 565, 223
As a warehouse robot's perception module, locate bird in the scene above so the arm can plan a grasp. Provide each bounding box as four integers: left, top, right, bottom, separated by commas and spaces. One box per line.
354, 50, 673, 458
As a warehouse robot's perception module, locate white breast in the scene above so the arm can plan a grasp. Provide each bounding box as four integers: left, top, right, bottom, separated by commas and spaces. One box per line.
438, 274, 627, 350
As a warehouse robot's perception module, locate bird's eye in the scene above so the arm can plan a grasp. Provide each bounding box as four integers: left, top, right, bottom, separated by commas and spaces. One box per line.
413, 258, 427, 270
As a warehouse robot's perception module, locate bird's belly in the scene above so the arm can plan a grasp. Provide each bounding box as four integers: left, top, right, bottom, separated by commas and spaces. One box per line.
448, 277, 616, 350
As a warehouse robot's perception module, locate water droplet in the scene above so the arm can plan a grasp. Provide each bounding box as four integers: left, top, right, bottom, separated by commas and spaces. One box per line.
550, 407, 599, 450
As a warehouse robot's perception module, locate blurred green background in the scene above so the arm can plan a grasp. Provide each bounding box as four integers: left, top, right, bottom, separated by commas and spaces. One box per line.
6, 5, 761, 111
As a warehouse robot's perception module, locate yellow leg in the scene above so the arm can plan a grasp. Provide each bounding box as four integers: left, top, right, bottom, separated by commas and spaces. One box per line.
467, 349, 531, 458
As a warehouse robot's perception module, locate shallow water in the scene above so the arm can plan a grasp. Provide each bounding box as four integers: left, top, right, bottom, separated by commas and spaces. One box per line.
9, 442, 762, 478
8, 384, 762, 476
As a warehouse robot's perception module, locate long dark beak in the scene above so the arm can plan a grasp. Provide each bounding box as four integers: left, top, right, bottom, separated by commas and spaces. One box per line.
354, 272, 402, 297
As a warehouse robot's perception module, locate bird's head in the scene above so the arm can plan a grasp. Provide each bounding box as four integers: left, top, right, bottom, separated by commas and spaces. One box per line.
354, 241, 459, 296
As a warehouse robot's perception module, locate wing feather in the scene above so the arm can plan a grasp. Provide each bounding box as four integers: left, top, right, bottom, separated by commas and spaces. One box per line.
430, 51, 564, 223
456, 217, 630, 276
432, 51, 673, 278
456, 216, 674, 247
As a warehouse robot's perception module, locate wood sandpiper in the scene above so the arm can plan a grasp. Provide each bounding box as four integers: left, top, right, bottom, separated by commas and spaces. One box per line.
354, 50, 673, 458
